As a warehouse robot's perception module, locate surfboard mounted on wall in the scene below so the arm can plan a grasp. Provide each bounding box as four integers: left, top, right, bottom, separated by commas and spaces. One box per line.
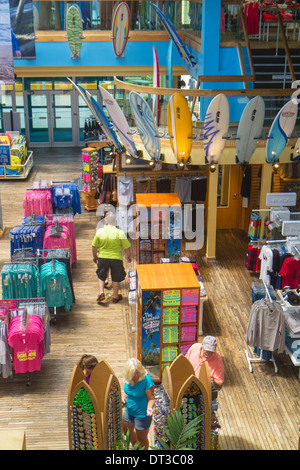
67, 78, 121, 151
66, 5, 84, 59
129, 91, 161, 161
167, 93, 193, 164
111, 2, 130, 57
236, 96, 265, 164
266, 100, 298, 163
203, 93, 230, 165
148, 2, 196, 68
99, 85, 139, 158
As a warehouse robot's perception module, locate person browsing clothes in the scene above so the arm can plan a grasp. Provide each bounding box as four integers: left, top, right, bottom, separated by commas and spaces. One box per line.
185, 336, 224, 390
122, 358, 155, 450
92, 212, 131, 304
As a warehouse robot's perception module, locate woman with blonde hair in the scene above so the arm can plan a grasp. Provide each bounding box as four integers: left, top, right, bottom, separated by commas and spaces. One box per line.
122, 358, 155, 450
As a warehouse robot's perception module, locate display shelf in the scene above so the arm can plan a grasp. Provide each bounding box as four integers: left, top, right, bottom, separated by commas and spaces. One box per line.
68, 360, 122, 450
0, 151, 33, 179
136, 263, 202, 382
82, 147, 99, 211
136, 193, 182, 265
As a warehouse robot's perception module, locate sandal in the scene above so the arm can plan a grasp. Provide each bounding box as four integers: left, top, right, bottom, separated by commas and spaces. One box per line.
97, 293, 105, 303
113, 294, 122, 304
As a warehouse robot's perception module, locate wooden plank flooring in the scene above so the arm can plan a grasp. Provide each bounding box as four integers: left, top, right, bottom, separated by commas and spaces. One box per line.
0, 148, 299, 450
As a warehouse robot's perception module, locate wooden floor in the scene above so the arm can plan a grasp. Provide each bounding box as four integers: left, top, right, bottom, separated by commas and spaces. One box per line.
0, 148, 299, 450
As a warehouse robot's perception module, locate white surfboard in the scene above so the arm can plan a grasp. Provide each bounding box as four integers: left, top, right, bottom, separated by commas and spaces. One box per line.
129, 91, 161, 161
203, 93, 230, 164
99, 85, 139, 158
236, 96, 265, 164
292, 137, 300, 161
266, 100, 298, 163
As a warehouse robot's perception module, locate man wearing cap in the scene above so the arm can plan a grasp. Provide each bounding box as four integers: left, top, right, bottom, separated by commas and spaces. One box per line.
185, 336, 224, 390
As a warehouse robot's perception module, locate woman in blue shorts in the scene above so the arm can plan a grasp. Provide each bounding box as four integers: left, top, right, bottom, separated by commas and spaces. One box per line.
122, 358, 155, 450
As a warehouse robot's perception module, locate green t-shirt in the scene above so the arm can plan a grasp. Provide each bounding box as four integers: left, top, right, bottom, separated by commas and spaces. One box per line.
92, 224, 131, 260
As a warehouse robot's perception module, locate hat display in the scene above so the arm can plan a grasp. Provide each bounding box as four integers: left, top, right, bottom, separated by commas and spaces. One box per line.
203, 335, 217, 352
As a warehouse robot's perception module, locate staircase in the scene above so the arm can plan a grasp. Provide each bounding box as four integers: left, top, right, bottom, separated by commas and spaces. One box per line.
251, 47, 300, 128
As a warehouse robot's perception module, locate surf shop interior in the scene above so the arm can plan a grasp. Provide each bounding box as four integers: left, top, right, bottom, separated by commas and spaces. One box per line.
0, 0, 300, 452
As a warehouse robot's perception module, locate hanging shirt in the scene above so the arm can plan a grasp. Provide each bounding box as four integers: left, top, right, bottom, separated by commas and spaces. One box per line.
8, 315, 45, 373
279, 257, 300, 289
259, 245, 273, 286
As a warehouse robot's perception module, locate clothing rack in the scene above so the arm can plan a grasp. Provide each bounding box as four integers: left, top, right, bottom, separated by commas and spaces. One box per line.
245, 280, 278, 373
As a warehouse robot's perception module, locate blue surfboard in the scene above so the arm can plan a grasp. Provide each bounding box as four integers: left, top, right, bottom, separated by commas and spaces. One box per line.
67, 78, 121, 151
148, 2, 196, 68
129, 91, 161, 161
266, 100, 298, 163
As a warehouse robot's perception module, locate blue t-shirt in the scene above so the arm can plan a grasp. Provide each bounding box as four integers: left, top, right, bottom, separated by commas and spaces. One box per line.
124, 374, 154, 418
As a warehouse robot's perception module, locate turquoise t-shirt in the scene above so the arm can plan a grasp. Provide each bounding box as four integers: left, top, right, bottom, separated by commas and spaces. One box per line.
124, 374, 154, 418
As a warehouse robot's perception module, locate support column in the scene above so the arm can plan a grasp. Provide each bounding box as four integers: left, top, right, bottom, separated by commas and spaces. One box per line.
259, 163, 273, 239
206, 167, 218, 260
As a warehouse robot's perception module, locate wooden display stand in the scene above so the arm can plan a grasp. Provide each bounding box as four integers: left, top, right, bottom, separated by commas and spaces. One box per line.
136, 263, 201, 382
136, 193, 182, 264
82, 147, 99, 211
156, 355, 212, 450
68, 360, 122, 450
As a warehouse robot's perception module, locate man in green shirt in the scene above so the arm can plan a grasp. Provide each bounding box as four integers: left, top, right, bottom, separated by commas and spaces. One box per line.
92, 212, 131, 304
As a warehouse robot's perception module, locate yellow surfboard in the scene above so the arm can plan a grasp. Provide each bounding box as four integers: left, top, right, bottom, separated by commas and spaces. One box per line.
167, 92, 193, 164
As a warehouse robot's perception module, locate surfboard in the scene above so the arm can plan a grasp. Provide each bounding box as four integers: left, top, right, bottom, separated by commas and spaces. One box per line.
266, 99, 298, 163
99, 85, 139, 158
166, 40, 173, 89
152, 45, 160, 126
111, 2, 130, 57
203, 93, 230, 164
67, 78, 121, 151
129, 91, 161, 161
236, 96, 265, 164
66, 5, 83, 59
148, 2, 196, 68
167, 93, 193, 164
292, 137, 300, 161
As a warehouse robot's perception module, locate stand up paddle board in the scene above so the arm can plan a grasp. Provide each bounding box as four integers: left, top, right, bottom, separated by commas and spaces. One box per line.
167, 93, 193, 164
148, 2, 196, 68
66, 5, 83, 59
203, 93, 230, 164
266, 99, 298, 163
236, 96, 265, 164
152, 45, 160, 126
99, 85, 139, 158
67, 78, 121, 151
111, 2, 130, 57
129, 91, 161, 161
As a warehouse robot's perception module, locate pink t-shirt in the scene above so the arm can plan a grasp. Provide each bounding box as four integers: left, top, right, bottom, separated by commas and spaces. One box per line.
8, 316, 44, 373
185, 343, 224, 385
